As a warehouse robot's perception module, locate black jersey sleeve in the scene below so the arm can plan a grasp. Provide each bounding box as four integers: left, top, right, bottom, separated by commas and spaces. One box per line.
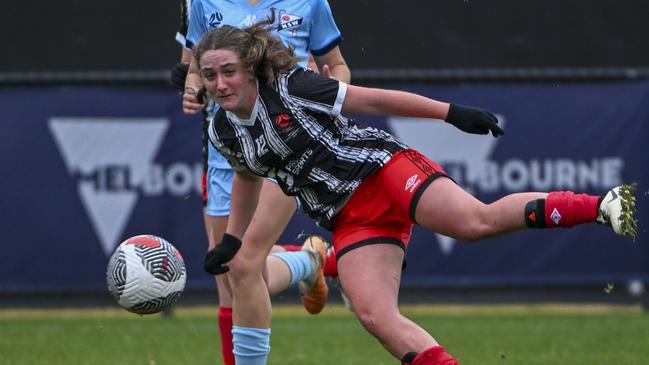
286, 68, 347, 116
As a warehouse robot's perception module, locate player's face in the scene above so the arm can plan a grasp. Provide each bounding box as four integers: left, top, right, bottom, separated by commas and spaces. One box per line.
200, 49, 257, 118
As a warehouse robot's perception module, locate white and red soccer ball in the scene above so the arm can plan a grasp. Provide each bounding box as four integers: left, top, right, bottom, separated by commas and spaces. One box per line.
106, 235, 186, 315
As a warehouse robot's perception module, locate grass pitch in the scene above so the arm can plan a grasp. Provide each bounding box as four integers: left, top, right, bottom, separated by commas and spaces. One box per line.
1, 304, 648, 365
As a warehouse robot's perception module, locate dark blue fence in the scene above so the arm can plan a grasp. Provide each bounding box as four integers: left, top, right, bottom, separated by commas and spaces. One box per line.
1, 82, 647, 292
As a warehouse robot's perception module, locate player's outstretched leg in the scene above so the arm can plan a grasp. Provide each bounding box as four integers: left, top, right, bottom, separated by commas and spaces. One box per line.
414, 177, 638, 242
596, 184, 638, 237
298, 236, 329, 314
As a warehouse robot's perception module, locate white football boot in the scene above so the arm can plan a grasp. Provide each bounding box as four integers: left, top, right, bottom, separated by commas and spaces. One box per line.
597, 184, 637, 238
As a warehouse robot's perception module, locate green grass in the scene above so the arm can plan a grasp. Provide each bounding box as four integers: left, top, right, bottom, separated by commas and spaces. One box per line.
1, 304, 648, 365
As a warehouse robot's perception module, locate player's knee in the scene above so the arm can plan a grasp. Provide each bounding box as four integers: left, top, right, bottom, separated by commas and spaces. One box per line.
354, 305, 394, 338
451, 220, 492, 242
227, 253, 265, 282
455, 207, 497, 241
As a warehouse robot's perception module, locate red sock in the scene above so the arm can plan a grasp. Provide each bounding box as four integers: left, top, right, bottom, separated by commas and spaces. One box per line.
280, 244, 302, 252
323, 247, 338, 277
545, 191, 599, 228
217, 306, 235, 365
412, 346, 459, 365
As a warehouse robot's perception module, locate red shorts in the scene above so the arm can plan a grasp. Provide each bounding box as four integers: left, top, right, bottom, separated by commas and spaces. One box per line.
331, 149, 448, 261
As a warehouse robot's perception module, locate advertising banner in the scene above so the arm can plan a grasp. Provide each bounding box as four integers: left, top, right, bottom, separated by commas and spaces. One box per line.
0, 83, 646, 291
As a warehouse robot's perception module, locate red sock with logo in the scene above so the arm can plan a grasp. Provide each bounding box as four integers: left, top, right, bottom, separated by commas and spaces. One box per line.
544, 191, 599, 227
217, 306, 235, 365
411, 346, 459, 365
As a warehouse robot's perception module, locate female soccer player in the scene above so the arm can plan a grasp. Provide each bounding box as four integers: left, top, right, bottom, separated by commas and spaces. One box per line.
197, 16, 637, 365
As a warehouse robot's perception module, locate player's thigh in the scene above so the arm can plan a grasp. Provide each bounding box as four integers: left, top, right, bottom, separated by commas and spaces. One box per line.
337, 243, 404, 312
414, 177, 486, 238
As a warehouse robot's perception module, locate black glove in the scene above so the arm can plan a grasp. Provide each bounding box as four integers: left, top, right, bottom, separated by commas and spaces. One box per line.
170, 62, 190, 91
203, 233, 242, 275
444, 103, 504, 137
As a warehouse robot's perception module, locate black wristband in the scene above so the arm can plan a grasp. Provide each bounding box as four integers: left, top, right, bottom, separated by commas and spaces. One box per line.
221, 233, 242, 251
444, 103, 464, 123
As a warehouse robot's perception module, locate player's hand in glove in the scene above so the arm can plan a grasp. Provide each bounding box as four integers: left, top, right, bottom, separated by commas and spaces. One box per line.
444, 103, 504, 137
170, 62, 190, 91
203, 233, 242, 275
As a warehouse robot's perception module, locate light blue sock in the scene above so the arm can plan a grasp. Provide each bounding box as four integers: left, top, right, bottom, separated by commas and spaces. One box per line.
270, 251, 313, 287
232, 326, 271, 365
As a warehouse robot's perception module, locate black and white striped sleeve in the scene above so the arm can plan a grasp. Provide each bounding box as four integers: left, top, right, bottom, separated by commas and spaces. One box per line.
286, 68, 347, 116
175, 0, 192, 47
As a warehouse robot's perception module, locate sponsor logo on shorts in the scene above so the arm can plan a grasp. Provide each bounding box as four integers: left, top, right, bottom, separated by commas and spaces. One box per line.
405, 174, 421, 193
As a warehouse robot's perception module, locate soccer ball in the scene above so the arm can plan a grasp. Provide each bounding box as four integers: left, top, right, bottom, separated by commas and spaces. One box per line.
106, 235, 186, 315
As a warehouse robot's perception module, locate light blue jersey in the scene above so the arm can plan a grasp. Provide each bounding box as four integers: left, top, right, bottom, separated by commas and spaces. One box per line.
186, 0, 342, 170
187, 0, 342, 65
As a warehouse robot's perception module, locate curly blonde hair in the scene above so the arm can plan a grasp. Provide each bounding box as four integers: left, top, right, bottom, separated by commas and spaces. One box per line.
193, 11, 298, 88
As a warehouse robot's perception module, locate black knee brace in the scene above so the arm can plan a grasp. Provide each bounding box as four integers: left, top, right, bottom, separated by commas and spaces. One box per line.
525, 199, 546, 228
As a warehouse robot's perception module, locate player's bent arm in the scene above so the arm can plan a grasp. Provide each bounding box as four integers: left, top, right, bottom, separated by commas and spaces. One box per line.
226, 171, 263, 239
341, 84, 450, 119
182, 57, 205, 115
314, 46, 350, 83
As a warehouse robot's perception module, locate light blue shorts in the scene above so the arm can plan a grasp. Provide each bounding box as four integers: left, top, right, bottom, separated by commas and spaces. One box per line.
206, 166, 234, 216
205, 143, 300, 217
206, 143, 234, 217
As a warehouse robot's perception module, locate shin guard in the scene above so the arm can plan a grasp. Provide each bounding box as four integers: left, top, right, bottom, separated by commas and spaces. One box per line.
526, 192, 599, 229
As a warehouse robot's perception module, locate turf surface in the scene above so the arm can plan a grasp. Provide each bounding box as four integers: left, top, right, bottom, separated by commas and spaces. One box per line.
1, 304, 647, 365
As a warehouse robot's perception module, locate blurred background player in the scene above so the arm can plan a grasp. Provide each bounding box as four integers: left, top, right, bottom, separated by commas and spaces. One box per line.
172, 0, 349, 364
